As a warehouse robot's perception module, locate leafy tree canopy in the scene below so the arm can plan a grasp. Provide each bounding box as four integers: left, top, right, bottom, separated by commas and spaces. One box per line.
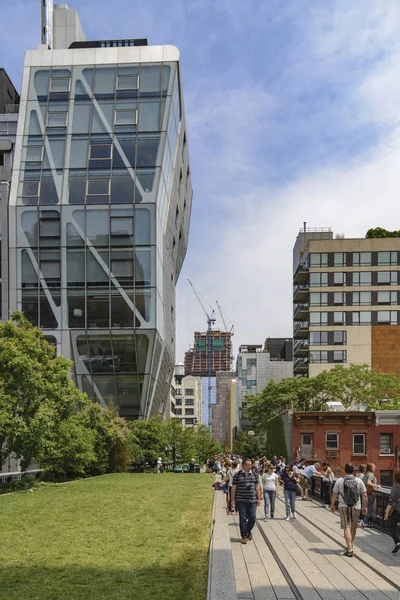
366, 227, 400, 238
244, 364, 400, 433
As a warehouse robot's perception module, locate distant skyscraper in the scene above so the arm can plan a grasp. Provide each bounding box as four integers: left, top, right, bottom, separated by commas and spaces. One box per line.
5, 6, 192, 420
210, 371, 235, 445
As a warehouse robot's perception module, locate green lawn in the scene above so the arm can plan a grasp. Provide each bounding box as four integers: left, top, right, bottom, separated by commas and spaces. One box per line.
0, 473, 214, 600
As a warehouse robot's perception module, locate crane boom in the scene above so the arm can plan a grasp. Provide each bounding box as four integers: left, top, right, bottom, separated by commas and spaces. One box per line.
215, 300, 228, 331
187, 279, 211, 318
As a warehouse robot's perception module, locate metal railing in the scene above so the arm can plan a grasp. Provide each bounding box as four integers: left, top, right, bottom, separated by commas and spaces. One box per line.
310, 474, 392, 534
293, 284, 309, 298
294, 340, 309, 353
0, 469, 42, 486
294, 321, 309, 335
293, 303, 309, 317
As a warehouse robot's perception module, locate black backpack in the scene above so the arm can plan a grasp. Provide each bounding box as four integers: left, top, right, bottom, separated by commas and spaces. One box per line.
341, 476, 360, 508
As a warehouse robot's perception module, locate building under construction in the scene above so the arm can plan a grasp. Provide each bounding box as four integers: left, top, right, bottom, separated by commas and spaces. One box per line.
184, 330, 233, 376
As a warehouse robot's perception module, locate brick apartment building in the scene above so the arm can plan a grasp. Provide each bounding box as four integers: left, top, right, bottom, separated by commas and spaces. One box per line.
184, 330, 233, 376
278, 409, 400, 486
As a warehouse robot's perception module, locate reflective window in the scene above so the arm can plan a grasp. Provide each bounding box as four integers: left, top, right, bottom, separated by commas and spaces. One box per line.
50, 75, 71, 92
115, 108, 137, 125
333, 331, 347, 345
353, 252, 371, 266
377, 251, 397, 266
67, 249, 85, 286
87, 179, 110, 195
352, 311, 371, 325
334, 292, 346, 305
333, 311, 346, 325
309, 311, 328, 325
334, 253, 346, 267
136, 134, 160, 167
134, 208, 152, 244
47, 111, 68, 127
377, 291, 397, 304
353, 433, 365, 455
26, 146, 43, 162
111, 291, 135, 328
90, 144, 112, 159
68, 171, 86, 204
310, 292, 327, 306
377, 271, 398, 285
140, 65, 162, 94
310, 351, 328, 363
353, 272, 371, 286
333, 272, 346, 286
94, 67, 116, 95
377, 311, 397, 324
309, 331, 328, 345
70, 137, 89, 169
136, 250, 152, 286
309, 272, 328, 287
333, 350, 346, 363
87, 288, 110, 328
111, 170, 134, 204
353, 291, 371, 305
138, 99, 161, 131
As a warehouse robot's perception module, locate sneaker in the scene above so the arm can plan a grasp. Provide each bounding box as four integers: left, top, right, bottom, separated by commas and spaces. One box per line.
285, 516, 290, 521
343, 550, 353, 557
241, 537, 248, 544
292, 512, 297, 519
392, 543, 400, 554
247, 532, 253, 541
264, 517, 268, 522
270, 514, 274, 519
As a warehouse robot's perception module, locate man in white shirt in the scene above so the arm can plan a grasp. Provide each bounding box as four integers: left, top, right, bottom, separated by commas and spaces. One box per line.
299, 462, 320, 500
330, 463, 367, 557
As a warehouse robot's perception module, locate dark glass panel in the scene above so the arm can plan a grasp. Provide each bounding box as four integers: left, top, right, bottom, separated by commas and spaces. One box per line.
21, 250, 38, 287
67, 222, 85, 247
70, 137, 89, 169
116, 375, 141, 407
134, 289, 151, 322
28, 110, 42, 135
87, 250, 109, 284
139, 65, 162, 95
94, 67, 116, 96
39, 172, 59, 205
111, 336, 137, 372
136, 169, 156, 194
21, 211, 39, 247
135, 249, 152, 286
136, 334, 149, 372
22, 289, 39, 326
68, 170, 87, 204
39, 291, 58, 328
113, 133, 136, 167
87, 287, 109, 328
111, 291, 135, 328
136, 134, 160, 167
84, 334, 114, 373
33, 69, 50, 97
92, 375, 117, 408
86, 210, 109, 246
67, 249, 85, 286
111, 170, 134, 204
138, 99, 161, 131
72, 102, 91, 134
68, 289, 85, 328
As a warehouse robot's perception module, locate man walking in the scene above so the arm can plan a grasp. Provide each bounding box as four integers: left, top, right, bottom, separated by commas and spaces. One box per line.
330, 463, 367, 557
231, 459, 261, 544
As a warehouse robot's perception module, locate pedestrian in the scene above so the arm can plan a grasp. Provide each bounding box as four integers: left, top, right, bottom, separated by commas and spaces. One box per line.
281, 465, 299, 521
156, 456, 162, 474
292, 460, 300, 476
299, 462, 320, 500
262, 464, 280, 520
223, 460, 233, 514
384, 471, 400, 553
330, 463, 367, 557
356, 464, 366, 480
231, 459, 261, 544
323, 462, 334, 506
362, 463, 379, 528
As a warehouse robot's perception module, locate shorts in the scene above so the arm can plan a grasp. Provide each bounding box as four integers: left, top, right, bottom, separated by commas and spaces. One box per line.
299, 475, 309, 490
339, 507, 360, 530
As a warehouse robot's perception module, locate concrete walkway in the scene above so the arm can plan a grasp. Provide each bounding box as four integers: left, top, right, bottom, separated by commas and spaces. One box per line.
208, 488, 400, 600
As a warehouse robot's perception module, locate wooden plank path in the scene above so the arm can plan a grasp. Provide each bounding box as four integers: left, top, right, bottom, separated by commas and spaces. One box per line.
209, 488, 400, 600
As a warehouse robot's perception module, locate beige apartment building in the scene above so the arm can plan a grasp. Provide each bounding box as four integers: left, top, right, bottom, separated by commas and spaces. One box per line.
293, 227, 400, 378
173, 365, 202, 426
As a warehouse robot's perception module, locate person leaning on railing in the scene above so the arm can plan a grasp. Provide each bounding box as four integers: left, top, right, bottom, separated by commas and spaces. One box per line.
384, 472, 400, 554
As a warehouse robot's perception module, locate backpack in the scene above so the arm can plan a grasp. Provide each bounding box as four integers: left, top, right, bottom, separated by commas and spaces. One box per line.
341, 476, 360, 508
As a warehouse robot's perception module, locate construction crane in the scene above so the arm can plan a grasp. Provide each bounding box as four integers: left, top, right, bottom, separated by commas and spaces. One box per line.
187, 280, 216, 428
215, 300, 234, 335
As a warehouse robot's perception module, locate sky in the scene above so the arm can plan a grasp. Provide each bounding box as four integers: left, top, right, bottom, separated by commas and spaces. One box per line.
2, 0, 400, 362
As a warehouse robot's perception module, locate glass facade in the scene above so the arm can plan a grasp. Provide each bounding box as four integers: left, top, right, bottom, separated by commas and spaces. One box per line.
9, 50, 192, 419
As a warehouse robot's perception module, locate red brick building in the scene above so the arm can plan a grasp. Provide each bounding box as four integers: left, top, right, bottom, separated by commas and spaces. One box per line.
280, 409, 400, 486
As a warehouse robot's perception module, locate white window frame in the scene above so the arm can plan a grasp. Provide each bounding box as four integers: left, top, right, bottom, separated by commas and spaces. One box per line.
50, 76, 71, 92
25, 146, 44, 162
117, 74, 139, 90
380, 433, 393, 455
47, 111, 68, 127
353, 433, 366, 455
89, 144, 113, 160
86, 179, 111, 196
326, 433, 339, 449
114, 108, 138, 125
21, 180, 40, 197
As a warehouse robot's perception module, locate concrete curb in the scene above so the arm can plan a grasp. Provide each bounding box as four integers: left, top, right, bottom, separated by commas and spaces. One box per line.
207, 486, 237, 600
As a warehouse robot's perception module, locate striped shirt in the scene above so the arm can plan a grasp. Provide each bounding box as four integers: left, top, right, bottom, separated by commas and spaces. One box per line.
232, 470, 258, 502
388, 485, 400, 512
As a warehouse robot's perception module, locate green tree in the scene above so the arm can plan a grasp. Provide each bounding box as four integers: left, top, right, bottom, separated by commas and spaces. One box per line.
128, 415, 166, 465
234, 430, 266, 458
0, 313, 91, 470
163, 418, 196, 468
193, 424, 222, 464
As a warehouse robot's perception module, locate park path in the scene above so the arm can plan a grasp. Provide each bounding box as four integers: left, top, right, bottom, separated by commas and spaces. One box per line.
208, 487, 400, 600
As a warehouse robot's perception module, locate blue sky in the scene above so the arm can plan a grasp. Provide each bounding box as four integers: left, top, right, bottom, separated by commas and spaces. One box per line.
2, 1, 400, 361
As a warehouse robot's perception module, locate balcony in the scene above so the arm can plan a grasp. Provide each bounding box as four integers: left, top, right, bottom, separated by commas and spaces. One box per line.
293, 260, 309, 284
293, 283, 309, 302
293, 321, 309, 338
294, 340, 309, 356
294, 357, 308, 374
293, 303, 309, 321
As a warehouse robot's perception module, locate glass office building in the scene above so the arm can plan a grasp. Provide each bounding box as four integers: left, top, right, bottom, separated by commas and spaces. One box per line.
8, 43, 192, 419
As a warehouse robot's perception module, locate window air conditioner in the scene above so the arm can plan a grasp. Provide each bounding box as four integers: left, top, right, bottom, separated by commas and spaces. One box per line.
327, 450, 338, 458
381, 448, 392, 454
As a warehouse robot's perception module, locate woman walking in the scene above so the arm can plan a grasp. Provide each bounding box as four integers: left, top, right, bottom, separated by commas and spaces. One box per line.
262, 464, 280, 520
384, 472, 400, 553
281, 465, 299, 521
362, 463, 379, 528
